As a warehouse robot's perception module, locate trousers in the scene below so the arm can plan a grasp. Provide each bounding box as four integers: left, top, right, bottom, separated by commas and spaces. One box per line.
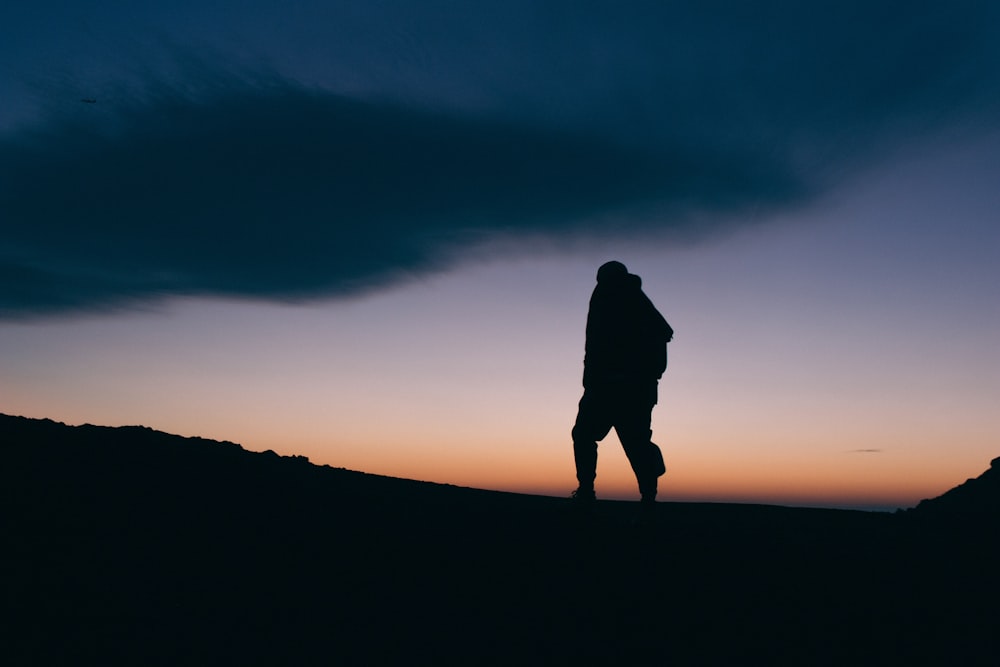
572, 380, 663, 499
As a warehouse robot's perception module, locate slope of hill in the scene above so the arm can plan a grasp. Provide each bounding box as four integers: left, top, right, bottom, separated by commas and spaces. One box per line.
2, 414, 997, 666
906, 456, 1000, 516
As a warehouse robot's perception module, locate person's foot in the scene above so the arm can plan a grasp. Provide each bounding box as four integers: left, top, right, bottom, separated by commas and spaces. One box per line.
570, 486, 596, 504
637, 495, 657, 525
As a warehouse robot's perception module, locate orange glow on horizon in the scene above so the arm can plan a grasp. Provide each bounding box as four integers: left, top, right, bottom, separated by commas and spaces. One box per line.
270, 429, 973, 511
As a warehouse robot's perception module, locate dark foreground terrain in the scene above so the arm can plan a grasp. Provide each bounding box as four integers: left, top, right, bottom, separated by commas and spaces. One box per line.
2, 414, 997, 666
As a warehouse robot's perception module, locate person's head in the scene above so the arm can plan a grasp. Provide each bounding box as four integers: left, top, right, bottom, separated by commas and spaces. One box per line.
596, 260, 628, 285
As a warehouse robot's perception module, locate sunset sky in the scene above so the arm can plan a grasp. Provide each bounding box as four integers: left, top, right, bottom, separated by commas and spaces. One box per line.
2, 1, 998, 510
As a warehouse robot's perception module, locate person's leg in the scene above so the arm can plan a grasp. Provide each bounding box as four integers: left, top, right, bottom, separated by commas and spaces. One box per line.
571, 388, 613, 493
618, 430, 658, 501
614, 384, 661, 502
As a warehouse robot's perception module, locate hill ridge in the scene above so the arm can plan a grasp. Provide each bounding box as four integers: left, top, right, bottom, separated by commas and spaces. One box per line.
3, 412, 998, 665
907, 454, 1000, 516
4, 412, 998, 515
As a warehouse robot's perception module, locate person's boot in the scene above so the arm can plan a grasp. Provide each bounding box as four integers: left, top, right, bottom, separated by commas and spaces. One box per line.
638, 492, 657, 525
571, 485, 596, 518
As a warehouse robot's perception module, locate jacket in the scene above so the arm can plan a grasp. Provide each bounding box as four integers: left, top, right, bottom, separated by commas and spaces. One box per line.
582, 272, 673, 387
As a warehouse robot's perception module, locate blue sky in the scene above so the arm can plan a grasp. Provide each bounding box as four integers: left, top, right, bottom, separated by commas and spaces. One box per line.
2, 1, 998, 508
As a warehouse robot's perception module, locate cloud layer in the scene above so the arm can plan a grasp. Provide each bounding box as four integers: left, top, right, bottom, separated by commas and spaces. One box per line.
2, 1, 998, 319
1, 81, 809, 318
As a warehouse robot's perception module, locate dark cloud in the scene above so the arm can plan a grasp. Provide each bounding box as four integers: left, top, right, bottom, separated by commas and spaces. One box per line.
848, 449, 883, 454
2, 1, 998, 319
0, 79, 805, 319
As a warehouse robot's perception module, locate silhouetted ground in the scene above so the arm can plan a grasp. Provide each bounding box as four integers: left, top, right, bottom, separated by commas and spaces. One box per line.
2, 414, 997, 666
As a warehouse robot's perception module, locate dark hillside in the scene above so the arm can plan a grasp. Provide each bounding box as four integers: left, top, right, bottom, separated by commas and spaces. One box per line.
906, 456, 1000, 517
2, 414, 997, 666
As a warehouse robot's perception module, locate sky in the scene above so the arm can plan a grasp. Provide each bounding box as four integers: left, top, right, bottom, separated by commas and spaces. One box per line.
2, 1, 998, 510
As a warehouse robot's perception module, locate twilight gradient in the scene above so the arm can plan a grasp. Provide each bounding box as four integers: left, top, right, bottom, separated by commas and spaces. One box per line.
2, 1, 999, 510
3, 134, 998, 510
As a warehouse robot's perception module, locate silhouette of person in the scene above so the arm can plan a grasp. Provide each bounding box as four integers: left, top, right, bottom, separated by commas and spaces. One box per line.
571, 260, 673, 508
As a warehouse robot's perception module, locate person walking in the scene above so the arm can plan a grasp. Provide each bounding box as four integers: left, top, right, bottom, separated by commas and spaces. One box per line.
571, 260, 673, 509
